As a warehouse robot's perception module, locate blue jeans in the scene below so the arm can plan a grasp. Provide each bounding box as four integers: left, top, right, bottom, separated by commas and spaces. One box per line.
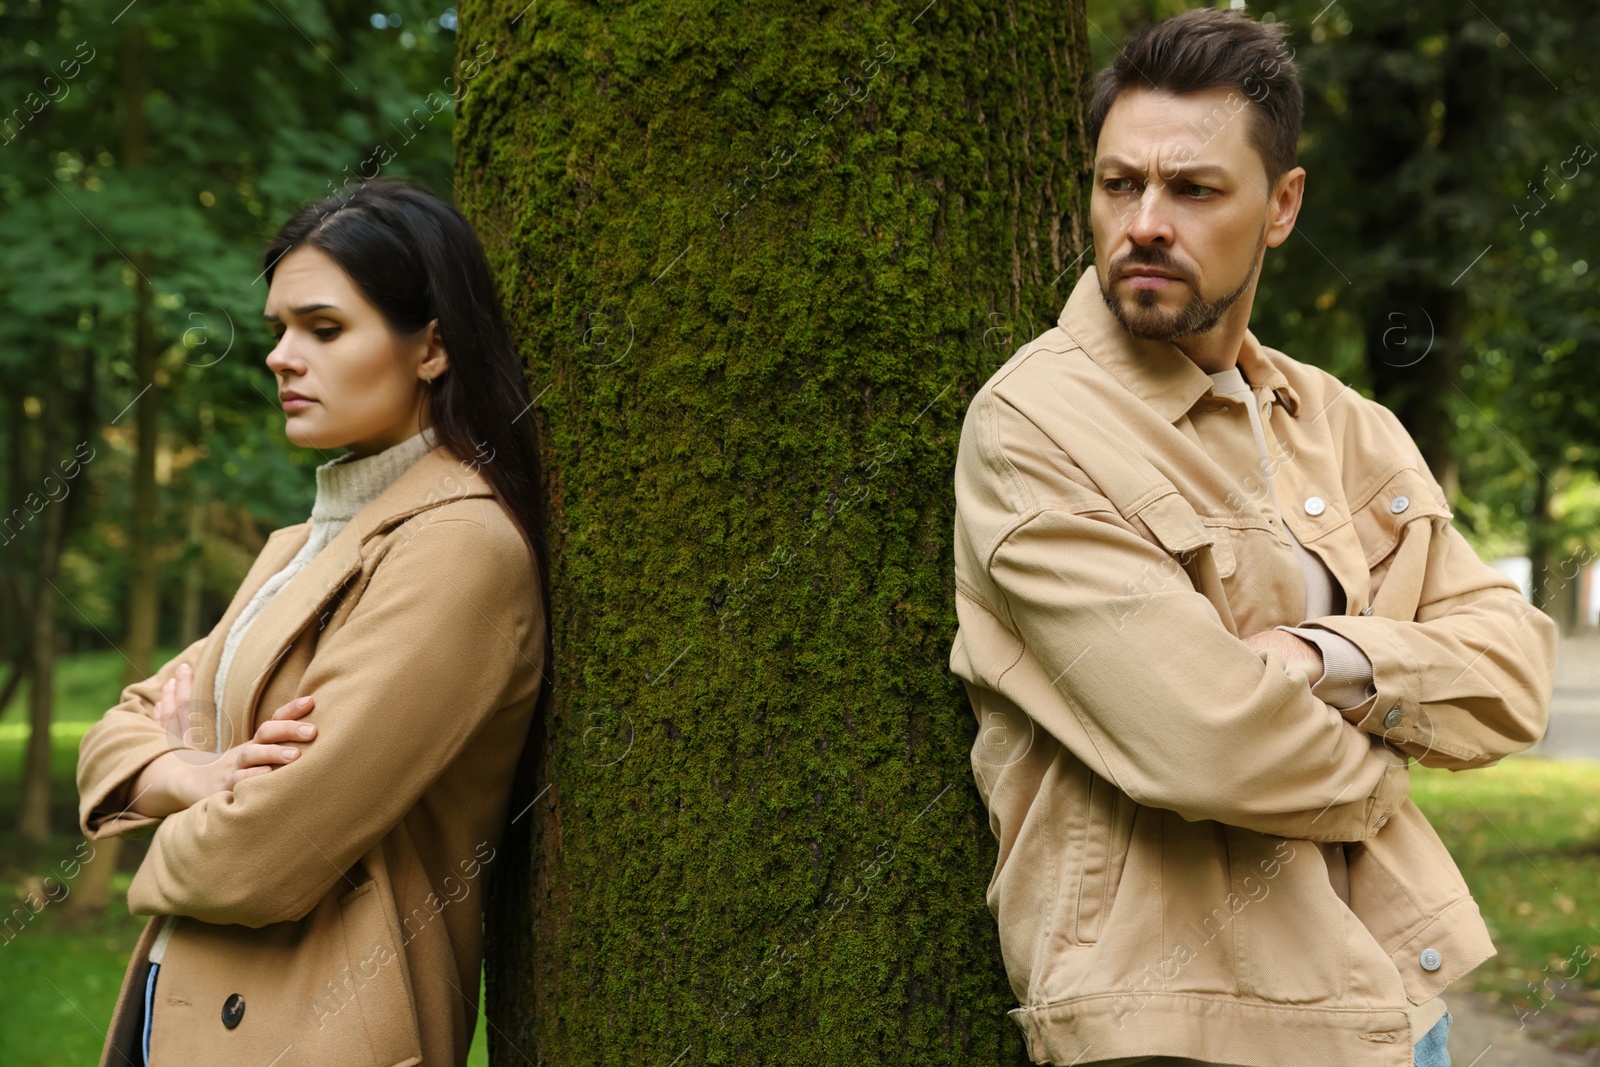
1415, 1010, 1452, 1067
138, 961, 159, 1066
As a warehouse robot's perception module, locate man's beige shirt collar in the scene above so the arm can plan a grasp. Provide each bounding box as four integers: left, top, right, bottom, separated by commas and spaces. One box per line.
1053, 269, 1303, 422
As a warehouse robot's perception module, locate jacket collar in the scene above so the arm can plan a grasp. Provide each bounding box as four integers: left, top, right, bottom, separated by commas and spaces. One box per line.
194, 443, 498, 750
1055, 268, 1301, 422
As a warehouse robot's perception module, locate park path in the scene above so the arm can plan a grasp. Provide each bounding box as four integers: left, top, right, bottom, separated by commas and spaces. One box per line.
1448, 636, 1600, 1064
1447, 990, 1600, 1065
1532, 635, 1600, 763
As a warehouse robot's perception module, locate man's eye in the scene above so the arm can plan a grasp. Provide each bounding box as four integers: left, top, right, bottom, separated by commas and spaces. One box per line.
1185, 184, 1216, 197
1104, 178, 1137, 193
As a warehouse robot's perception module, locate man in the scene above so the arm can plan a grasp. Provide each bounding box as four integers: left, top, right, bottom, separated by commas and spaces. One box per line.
948, 9, 1556, 1067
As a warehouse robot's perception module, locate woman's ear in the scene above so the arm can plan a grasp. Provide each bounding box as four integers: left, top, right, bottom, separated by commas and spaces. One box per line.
419, 318, 450, 382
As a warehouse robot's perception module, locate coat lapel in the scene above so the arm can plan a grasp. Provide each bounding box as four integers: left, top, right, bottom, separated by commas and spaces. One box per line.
209, 444, 496, 751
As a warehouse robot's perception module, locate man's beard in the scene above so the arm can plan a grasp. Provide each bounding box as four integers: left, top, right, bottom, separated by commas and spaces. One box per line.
1097, 234, 1264, 342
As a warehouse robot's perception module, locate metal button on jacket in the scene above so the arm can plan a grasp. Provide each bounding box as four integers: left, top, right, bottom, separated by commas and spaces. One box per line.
1383, 707, 1404, 730
222, 992, 246, 1029
1303, 496, 1326, 516
1390, 495, 1410, 514
1419, 948, 1443, 972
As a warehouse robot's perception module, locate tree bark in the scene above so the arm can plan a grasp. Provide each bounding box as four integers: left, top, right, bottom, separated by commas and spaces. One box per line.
459, 2, 1091, 1062
179, 478, 208, 648
18, 368, 65, 842
72, 19, 159, 911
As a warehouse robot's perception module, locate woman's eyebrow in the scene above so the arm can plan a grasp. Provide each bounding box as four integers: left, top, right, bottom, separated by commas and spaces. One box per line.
262, 303, 340, 321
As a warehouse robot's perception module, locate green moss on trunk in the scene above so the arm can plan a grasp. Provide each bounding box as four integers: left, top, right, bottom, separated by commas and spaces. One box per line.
457, 2, 1091, 1062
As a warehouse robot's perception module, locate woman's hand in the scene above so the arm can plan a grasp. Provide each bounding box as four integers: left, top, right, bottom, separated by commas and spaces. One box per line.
149, 662, 197, 742
128, 691, 319, 819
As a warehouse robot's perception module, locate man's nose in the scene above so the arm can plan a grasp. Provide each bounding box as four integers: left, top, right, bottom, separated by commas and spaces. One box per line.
1125, 186, 1174, 246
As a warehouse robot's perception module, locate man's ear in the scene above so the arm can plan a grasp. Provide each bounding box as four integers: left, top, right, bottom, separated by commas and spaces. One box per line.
1264, 166, 1306, 250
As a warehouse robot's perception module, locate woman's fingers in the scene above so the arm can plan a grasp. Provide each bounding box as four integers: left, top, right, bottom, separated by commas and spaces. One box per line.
177, 662, 192, 727
158, 677, 175, 719
225, 765, 274, 790
236, 742, 306, 770
253, 718, 317, 745
270, 694, 316, 720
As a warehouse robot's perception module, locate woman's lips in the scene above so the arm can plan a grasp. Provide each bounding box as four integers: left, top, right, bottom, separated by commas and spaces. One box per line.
282, 397, 316, 412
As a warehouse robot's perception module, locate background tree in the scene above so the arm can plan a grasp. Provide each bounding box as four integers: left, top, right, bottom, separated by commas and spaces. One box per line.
456, 0, 1093, 1062
1089, 0, 1600, 624
0, 0, 468, 906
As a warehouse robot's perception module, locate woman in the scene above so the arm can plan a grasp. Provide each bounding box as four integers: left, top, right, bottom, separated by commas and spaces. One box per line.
75, 177, 551, 1067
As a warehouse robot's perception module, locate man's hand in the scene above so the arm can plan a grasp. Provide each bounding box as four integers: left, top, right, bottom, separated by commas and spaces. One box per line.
1242, 628, 1324, 683
128, 689, 319, 819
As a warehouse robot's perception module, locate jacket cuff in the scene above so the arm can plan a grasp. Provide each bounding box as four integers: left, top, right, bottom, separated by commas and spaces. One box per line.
1277, 625, 1376, 710
76, 713, 186, 841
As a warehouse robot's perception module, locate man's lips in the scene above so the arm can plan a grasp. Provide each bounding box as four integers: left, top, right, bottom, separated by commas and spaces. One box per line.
1120, 266, 1184, 290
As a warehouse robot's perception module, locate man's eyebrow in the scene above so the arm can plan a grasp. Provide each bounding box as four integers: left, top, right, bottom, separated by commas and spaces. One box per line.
1095, 157, 1233, 183
262, 303, 339, 322
1163, 164, 1232, 184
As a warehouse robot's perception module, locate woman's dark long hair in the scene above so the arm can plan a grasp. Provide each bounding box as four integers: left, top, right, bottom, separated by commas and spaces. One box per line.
261, 177, 552, 838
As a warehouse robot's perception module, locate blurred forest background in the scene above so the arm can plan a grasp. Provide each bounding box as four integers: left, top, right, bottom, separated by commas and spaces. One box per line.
2, 0, 1598, 1063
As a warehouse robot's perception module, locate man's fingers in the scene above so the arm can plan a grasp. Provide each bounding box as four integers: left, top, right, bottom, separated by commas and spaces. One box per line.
270, 695, 316, 720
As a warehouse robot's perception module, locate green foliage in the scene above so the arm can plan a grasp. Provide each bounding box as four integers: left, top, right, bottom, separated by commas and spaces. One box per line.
0, 0, 470, 654
1087, 0, 1600, 570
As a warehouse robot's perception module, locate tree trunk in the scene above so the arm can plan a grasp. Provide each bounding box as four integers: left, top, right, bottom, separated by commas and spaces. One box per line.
73, 20, 158, 912
1365, 281, 1466, 500
1527, 473, 1556, 616
2, 389, 34, 679
18, 369, 66, 842
179, 478, 208, 648
122, 19, 159, 695
459, 2, 1091, 1062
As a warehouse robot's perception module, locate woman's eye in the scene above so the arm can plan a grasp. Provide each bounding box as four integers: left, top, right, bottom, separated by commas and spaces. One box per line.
313, 326, 341, 341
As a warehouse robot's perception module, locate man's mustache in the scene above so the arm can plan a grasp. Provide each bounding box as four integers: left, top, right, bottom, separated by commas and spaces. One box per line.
1112, 250, 1194, 284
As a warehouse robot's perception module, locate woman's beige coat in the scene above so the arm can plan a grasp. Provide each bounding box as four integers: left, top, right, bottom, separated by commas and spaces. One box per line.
77, 444, 546, 1067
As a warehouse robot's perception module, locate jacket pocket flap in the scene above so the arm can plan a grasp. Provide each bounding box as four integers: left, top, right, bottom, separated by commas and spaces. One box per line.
1133, 491, 1214, 557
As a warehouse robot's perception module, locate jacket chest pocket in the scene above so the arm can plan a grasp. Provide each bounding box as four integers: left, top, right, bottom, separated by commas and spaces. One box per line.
1350, 468, 1451, 617
1128, 491, 1242, 628
1350, 468, 1451, 568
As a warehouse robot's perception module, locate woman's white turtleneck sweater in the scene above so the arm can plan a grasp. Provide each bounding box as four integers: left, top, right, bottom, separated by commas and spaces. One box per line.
147, 424, 439, 967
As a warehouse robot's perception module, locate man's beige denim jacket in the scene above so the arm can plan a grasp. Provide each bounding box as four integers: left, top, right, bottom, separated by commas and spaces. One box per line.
949, 270, 1558, 1066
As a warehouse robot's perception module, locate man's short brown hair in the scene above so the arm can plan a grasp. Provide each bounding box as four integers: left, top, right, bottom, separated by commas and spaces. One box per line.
1086, 8, 1304, 186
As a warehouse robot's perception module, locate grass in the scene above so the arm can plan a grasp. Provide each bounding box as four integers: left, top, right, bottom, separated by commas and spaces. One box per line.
1410, 759, 1600, 1048
1, 650, 1597, 1057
